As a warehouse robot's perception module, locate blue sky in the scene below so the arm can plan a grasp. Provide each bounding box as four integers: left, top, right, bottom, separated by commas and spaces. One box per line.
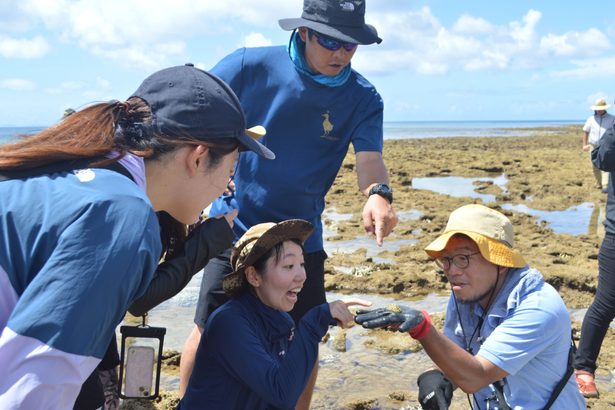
2, 0, 615, 126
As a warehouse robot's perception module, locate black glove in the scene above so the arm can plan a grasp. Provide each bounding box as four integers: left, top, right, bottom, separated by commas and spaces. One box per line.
417, 370, 453, 410
354, 305, 426, 333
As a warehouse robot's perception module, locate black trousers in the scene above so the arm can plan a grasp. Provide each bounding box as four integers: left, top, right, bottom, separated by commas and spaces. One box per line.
575, 232, 615, 373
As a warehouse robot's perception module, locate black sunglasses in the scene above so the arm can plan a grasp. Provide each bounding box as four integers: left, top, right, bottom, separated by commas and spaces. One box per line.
308, 29, 358, 52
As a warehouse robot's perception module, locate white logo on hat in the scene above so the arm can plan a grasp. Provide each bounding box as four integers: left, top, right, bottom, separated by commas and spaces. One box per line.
340, 1, 355, 11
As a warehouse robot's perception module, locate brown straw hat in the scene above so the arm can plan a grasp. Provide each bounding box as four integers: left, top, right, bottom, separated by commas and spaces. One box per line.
424, 204, 526, 268
223, 219, 314, 296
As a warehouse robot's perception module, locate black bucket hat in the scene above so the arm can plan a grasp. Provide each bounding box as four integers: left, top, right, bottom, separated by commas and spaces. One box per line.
131, 63, 275, 160
279, 0, 382, 45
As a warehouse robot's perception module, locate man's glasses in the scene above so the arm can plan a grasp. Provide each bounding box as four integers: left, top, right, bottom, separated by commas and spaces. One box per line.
434, 252, 481, 271
308, 29, 358, 52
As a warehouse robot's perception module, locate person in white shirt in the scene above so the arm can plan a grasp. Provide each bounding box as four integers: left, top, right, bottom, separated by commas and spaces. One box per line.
583, 98, 615, 191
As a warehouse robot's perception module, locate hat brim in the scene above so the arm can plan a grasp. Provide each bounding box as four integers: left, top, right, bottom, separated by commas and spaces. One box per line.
591, 105, 610, 111
278, 18, 382, 45
425, 230, 526, 269
238, 125, 275, 159
223, 219, 314, 295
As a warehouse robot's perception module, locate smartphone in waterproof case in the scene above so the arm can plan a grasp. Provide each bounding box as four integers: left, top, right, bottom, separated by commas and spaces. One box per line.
123, 345, 155, 398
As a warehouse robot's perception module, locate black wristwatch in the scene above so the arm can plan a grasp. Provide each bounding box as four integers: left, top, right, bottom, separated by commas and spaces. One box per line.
368, 183, 393, 204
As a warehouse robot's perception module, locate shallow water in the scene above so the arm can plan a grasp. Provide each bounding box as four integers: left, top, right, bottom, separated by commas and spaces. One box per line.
396, 209, 423, 221
325, 236, 418, 264
412, 174, 508, 204
322, 207, 420, 265
144, 196, 611, 406
147, 277, 614, 407
410, 174, 604, 236
502, 202, 602, 236
147, 283, 450, 408
313, 292, 450, 409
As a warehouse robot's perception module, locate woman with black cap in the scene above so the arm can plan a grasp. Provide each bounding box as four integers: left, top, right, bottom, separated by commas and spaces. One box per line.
0, 64, 274, 409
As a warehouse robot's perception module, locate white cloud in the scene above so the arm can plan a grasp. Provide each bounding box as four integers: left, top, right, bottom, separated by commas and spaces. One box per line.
508, 9, 540, 46
6, 0, 614, 80
452, 14, 493, 34
243, 32, 272, 48
551, 57, 615, 79
355, 8, 612, 77
0, 78, 36, 90
540, 28, 610, 57
14, 0, 300, 68
0, 35, 50, 58
90, 42, 187, 71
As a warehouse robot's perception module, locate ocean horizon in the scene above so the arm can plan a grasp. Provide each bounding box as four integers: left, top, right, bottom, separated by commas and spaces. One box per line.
0, 119, 582, 144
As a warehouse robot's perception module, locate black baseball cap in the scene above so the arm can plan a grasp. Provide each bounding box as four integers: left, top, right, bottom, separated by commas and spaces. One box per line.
131, 63, 275, 160
279, 0, 381, 45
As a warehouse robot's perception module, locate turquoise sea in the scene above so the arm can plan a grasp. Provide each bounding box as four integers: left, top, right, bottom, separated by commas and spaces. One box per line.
382, 119, 580, 139
0, 120, 581, 145
0, 126, 45, 144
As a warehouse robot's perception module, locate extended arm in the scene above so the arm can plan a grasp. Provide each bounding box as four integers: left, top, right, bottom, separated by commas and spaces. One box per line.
419, 326, 508, 393
355, 151, 398, 245
582, 131, 590, 151
356, 307, 506, 393
129, 217, 234, 316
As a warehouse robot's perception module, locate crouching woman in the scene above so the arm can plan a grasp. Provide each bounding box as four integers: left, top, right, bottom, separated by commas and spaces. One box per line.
179, 219, 368, 409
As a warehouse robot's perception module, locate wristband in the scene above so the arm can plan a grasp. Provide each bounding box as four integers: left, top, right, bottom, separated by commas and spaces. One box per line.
409, 310, 432, 340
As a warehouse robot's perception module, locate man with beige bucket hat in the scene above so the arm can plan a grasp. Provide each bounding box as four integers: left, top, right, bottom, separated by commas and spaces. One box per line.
583, 98, 615, 192
356, 204, 585, 409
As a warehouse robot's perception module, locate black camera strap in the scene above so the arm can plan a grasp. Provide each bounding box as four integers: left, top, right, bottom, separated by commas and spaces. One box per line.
542, 332, 576, 410
491, 332, 575, 410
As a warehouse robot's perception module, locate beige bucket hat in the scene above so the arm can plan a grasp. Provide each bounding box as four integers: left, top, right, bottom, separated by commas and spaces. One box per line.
223, 219, 314, 296
425, 204, 526, 268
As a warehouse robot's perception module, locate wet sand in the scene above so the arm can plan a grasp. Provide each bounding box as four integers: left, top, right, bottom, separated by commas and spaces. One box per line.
123, 126, 615, 409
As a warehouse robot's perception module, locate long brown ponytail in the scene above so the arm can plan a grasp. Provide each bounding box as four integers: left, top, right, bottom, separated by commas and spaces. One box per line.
0, 96, 240, 171
0, 98, 153, 170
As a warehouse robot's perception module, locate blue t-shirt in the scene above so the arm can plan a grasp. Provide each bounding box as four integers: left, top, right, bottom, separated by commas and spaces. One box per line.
210, 45, 384, 252
0, 168, 160, 357
444, 267, 585, 409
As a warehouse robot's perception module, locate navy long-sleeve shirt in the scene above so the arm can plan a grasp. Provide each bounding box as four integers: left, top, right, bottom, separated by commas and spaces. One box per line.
179, 291, 333, 410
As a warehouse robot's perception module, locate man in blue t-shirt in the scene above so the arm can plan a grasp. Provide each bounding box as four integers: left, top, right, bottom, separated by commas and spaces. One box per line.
179, 0, 398, 407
